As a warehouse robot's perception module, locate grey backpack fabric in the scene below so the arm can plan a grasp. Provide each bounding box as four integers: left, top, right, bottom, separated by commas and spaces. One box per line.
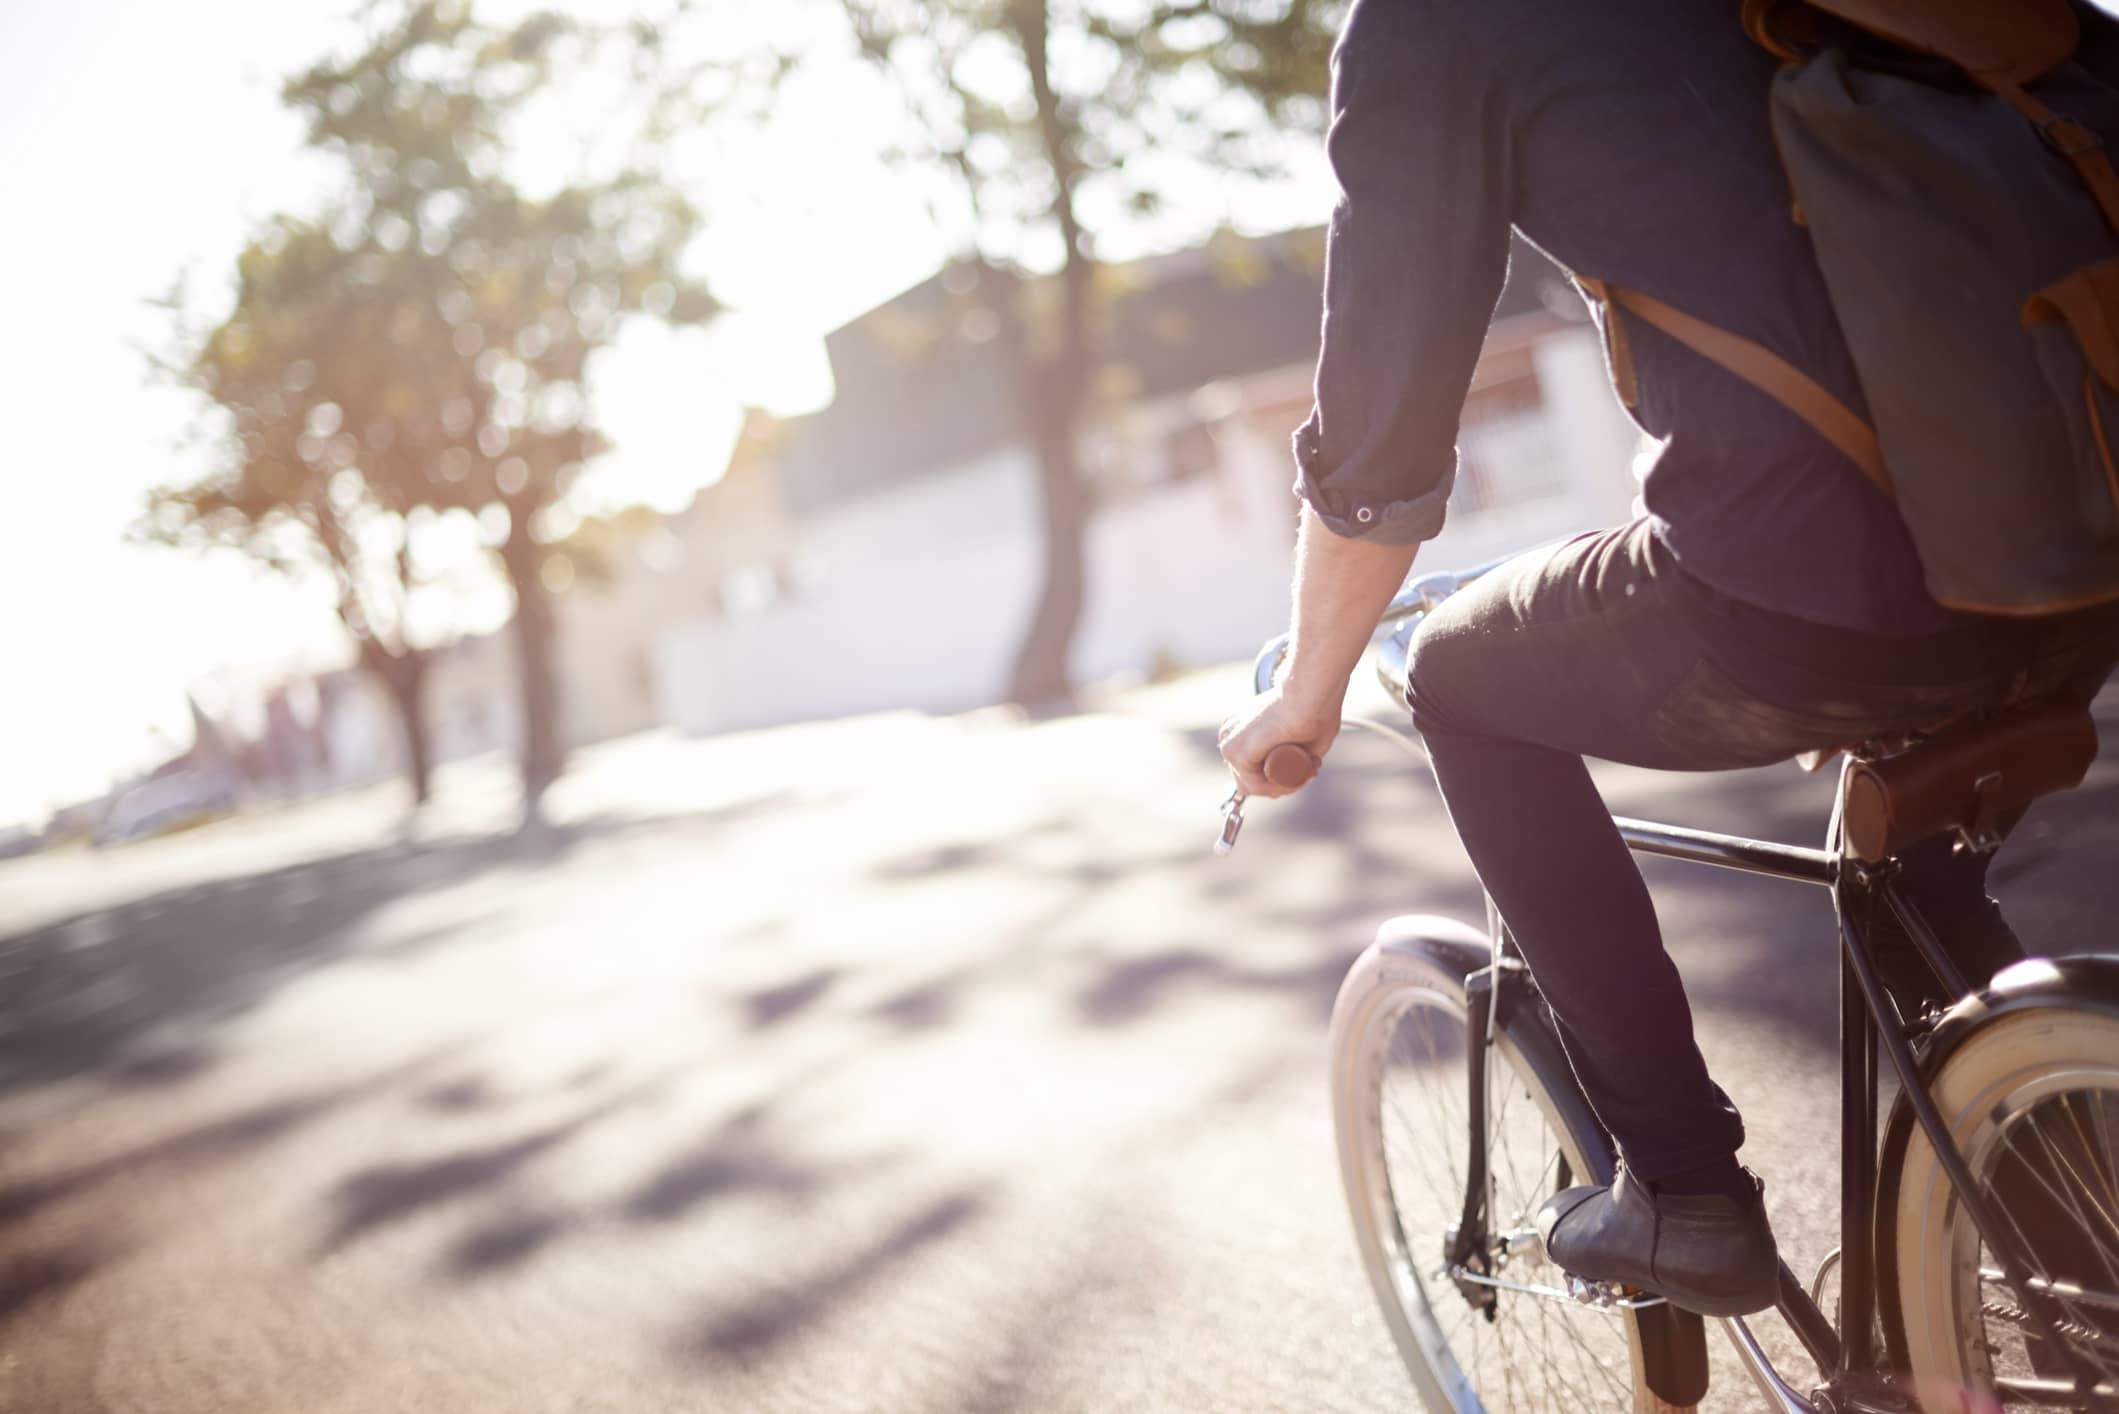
1771, 37, 2119, 614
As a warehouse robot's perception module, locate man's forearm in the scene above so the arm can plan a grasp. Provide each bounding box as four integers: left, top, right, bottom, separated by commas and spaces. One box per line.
1279, 503, 1419, 720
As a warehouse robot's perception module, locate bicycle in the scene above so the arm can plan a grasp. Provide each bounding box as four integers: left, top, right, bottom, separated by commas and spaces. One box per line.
1225, 551, 2119, 1413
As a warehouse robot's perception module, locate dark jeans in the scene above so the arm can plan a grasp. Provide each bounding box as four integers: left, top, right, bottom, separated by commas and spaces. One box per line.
1403, 519, 2119, 1179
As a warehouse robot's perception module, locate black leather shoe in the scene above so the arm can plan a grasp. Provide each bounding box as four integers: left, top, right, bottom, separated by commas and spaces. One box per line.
1536, 1165, 1780, 1317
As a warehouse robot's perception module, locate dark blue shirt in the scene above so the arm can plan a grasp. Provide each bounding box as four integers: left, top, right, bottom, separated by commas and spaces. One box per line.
1292, 0, 1958, 633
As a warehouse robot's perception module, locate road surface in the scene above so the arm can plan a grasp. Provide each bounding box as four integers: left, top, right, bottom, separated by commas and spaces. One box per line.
3, 670, 2115, 1412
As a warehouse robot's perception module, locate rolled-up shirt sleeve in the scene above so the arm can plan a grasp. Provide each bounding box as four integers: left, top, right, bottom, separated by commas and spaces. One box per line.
1293, 0, 1514, 546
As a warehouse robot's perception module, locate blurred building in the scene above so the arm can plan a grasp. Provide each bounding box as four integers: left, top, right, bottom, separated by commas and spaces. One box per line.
301, 636, 526, 791
313, 668, 399, 787
286, 228, 1647, 770
556, 468, 794, 746
647, 227, 1643, 734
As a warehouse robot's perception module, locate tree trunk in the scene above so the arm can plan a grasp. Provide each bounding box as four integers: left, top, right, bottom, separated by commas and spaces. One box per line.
1006, 400, 1090, 705
501, 508, 565, 812
1005, 0, 1095, 708
363, 645, 432, 806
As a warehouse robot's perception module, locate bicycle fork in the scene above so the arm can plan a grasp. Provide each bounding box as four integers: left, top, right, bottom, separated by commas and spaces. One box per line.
1444, 909, 1539, 1307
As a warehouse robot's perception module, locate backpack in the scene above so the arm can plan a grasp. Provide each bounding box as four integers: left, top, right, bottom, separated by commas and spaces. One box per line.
1581, 0, 2119, 616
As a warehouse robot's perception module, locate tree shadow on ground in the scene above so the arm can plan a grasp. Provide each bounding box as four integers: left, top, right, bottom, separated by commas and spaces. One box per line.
0, 1243, 100, 1331
0, 1043, 463, 1237
835, 731, 1479, 1043
443, 1206, 570, 1278
866, 966, 979, 1034
683, 1187, 988, 1364
323, 1120, 595, 1255
620, 1104, 847, 1226
1073, 947, 1354, 1028
301, 1045, 889, 1284
419, 1075, 499, 1114
0, 796, 798, 1098
740, 969, 839, 1030
318, 1062, 687, 1256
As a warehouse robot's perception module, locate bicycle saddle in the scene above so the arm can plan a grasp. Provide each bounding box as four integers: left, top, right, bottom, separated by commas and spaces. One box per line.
1837, 700, 2097, 862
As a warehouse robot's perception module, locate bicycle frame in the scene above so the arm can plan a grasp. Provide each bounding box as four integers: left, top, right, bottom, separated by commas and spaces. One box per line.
1251, 555, 2111, 1411
1617, 787, 2110, 1410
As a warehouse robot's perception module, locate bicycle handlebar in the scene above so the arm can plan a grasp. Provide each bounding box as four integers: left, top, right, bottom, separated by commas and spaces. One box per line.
1261, 742, 1318, 790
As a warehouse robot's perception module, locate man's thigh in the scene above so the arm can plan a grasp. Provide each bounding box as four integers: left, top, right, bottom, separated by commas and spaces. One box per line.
1402, 520, 1946, 771
1403, 522, 1734, 766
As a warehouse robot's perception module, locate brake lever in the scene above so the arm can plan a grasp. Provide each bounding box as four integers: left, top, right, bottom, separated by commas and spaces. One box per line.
1214, 789, 1248, 856
1212, 744, 1320, 856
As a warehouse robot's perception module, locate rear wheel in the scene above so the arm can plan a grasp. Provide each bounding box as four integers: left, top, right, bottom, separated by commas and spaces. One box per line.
1328, 919, 1698, 1412
1891, 1005, 2119, 1412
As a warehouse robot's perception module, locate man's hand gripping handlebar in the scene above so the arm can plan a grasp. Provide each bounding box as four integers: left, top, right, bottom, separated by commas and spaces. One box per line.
1209, 547, 1531, 857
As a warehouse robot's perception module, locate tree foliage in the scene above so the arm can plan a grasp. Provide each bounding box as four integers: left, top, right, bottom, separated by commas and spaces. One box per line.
828, 0, 1343, 702
147, 0, 716, 808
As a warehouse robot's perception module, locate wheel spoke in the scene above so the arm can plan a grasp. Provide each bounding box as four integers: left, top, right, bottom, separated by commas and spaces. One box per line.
1999, 1120, 2119, 1295
1366, 980, 1649, 1410
1912, 1068, 2119, 1408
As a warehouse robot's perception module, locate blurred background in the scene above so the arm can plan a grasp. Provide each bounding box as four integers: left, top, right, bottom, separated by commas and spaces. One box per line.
0, 0, 1647, 846
4, 3, 2114, 1411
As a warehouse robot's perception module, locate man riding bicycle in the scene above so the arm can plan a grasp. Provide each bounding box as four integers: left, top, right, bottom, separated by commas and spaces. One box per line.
1220, 0, 2119, 1317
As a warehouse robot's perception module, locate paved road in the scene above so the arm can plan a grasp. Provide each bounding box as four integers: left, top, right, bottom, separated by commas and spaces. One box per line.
2, 671, 2116, 1413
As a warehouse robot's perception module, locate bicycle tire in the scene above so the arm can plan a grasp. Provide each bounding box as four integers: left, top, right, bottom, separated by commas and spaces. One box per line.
1329, 915, 1702, 1412
1887, 998, 2119, 1411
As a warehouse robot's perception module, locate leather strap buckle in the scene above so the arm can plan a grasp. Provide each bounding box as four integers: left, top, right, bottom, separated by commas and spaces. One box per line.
2039, 114, 2105, 159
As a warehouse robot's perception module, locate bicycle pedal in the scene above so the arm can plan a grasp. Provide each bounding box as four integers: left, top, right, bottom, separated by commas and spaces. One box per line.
1564, 1275, 1664, 1309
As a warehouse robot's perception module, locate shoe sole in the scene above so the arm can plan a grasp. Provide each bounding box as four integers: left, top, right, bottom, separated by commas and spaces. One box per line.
1546, 1259, 1779, 1319
1630, 1273, 1780, 1319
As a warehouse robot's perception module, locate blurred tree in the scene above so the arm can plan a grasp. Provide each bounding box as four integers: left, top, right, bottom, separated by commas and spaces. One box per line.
832, 0, 1341, 703
147, 1, 714, 811
145, 220, 459, 804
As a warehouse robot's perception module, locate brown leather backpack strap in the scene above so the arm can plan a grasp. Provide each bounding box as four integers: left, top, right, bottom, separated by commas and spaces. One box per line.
2023, 260, 2119, 387
1600, 284, 1895, 496
1993, 81, 2119, 239
1742, 0, 1810, 61
1778, 1, 2116, 234
1577, 277, 1643, 409
1796, 0, 2078, 86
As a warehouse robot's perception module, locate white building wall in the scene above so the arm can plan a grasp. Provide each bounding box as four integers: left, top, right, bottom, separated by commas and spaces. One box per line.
1537, 327, 1649, 524
318, 673, 402, 788
655, 448, 1044, 733
428, 633, 523, 764
655, 326, 1644, 736
1074, 417, 1298, 684
1413, 327, 1645, 571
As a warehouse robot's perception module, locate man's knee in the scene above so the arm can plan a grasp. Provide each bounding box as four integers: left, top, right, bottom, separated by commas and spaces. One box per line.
1403, 616, 1467, 735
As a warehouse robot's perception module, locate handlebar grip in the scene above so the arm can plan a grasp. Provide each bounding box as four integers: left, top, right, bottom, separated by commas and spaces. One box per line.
1262, 743, 1319, 791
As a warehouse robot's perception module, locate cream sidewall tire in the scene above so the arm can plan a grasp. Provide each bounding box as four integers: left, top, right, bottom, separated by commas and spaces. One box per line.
1329, 937, 1687, 1412
1892, 1008, 2119, 1414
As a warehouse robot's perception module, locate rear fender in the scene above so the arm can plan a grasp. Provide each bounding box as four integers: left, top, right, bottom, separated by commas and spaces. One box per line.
1875, 953, 2119, 1371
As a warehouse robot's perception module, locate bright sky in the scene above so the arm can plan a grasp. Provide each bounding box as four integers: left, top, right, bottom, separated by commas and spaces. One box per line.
0, 0, 957, 829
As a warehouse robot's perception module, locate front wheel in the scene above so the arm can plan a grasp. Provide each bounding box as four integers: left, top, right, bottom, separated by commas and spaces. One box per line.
1889, 998, 2119, 1413
1328, 916, 1700, 1412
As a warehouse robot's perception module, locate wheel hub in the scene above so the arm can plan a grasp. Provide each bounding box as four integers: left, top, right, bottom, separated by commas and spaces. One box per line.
1442, 1225, 1500, 1320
